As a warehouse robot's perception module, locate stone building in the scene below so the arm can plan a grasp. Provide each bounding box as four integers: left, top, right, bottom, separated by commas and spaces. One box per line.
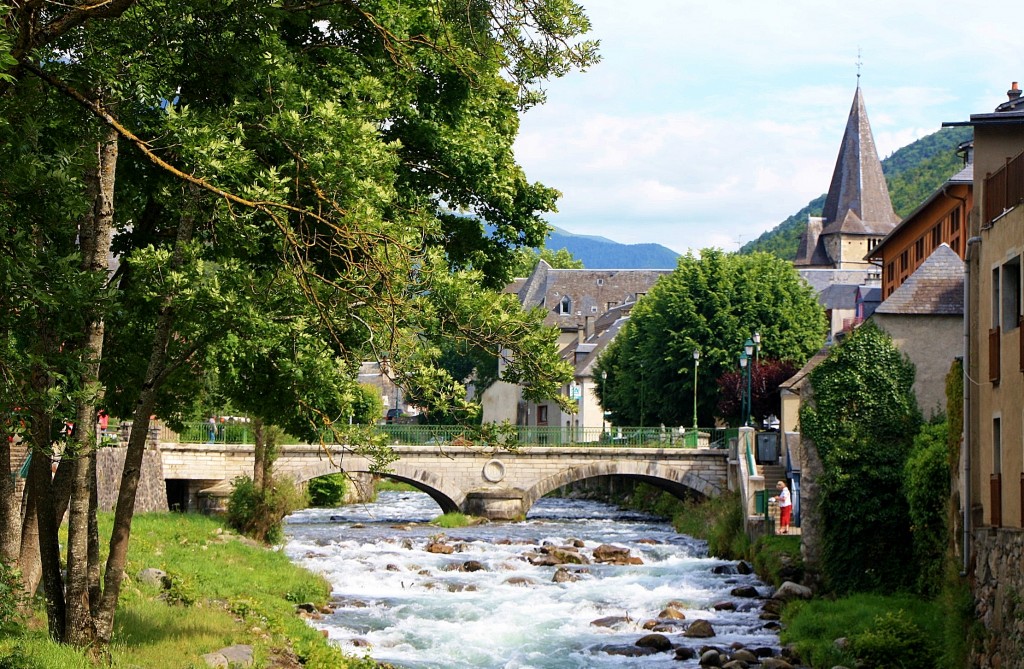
866, 143, 973, 300
481, 261, 670, 437
946, 81, 1024, 668
870, 244, 964, 419
794, 85, 899, 272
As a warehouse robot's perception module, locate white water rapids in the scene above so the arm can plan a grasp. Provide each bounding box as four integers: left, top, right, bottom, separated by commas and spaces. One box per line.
283, 492, 780, 668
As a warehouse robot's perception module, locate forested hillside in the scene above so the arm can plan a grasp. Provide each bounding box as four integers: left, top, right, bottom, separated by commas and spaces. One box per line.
741, 126, 973, 259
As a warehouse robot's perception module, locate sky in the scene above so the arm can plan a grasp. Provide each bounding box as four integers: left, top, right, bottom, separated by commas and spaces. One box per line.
512, 0, 1024, 255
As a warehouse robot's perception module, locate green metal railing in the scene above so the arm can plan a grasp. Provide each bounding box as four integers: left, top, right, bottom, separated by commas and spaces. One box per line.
161, 422, 730, 449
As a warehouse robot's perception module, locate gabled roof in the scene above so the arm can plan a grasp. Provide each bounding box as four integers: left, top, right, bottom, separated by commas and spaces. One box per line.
867, 148, 973, 261
821, 86, 899, 235
779, 349, 830, 393
874, 244, 964, 316
513, 260, 670, 329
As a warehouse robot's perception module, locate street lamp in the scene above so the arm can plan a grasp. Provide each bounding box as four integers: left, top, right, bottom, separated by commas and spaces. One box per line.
753, 331, 761, 363
739, 351, 749, 426
639, 361, 645, 429
744, 338, 755, 425
692, 348, 700, 429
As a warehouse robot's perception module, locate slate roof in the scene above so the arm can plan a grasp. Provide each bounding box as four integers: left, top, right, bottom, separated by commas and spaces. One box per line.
874, 244, 964, 316
820, 86, 899, 235
514, 260, 670, 330
796, 86, 898, 267
817, 283, 860, 310
798, 268, 875, 294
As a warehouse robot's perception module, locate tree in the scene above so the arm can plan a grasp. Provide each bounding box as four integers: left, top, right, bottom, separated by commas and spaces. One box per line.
511, 246, 585, 277
799, 321, 922, 594
596, 249, 826, 427
1, 0, 595, 650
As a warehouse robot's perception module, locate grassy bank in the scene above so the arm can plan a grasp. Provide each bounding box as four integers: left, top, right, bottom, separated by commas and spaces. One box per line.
0, 513, 376, 669
617, 483, 970, 669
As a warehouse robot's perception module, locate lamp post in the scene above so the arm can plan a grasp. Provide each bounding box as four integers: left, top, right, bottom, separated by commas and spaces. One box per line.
692, 348, 700, 429
739, 351, 749, 426
753, 331, 761, 363
639, 361, 645, 429
744, 338, 755, 425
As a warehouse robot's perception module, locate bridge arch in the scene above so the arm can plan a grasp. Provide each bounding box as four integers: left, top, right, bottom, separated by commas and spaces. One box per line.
293, 460, 465, 515
522, 460, 725, 516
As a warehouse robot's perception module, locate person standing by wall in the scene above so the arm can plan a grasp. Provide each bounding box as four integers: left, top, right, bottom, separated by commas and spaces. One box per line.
771, 480, 792, 534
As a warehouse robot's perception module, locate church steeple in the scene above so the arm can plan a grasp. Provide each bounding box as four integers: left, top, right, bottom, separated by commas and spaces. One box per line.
820, 85, 898, 234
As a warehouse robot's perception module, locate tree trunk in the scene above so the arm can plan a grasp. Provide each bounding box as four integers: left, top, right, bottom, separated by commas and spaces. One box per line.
65, 126, 118, 647
253, 417, 265, 492
93, 202, 196, 645
28, 414, 66, 641
0, 435, 20, 565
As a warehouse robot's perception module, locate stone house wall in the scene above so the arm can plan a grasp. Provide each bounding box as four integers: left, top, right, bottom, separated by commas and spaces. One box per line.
971, 528, 1024, 669
96, 446, 168, 513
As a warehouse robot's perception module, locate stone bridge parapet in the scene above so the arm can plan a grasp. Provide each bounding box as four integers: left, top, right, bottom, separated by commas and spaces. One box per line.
160, 442, 731, 520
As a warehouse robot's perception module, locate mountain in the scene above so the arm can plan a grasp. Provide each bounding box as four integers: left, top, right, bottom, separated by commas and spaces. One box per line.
740, 126, 974, 259
546, 226, 680, 269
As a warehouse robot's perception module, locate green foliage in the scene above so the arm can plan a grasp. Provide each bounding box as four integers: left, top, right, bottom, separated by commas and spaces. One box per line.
226, 475, 305, 544
307, 473, 348, 508
511, 245, 585, 277
750, 535, 804, 587
904, 421, 950, 596
782, 593, 943, 669
801, 322, 921, 594
851, 610, 931, 669
431, 512, 473, 528
597, 249, 826, 426
743, 126, 973, 259
0, 561, 27, 632
352, 385, 384, 426
706, 492, 751, 560
159, 571, 199, 608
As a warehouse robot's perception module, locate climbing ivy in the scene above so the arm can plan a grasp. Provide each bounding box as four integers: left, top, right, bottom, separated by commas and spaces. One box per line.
800, 322, 922, 594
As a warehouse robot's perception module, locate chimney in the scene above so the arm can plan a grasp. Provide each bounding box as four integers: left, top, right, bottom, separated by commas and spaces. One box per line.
577, 324, 585, 345
1009, 81, 1022, 101
584, 315, 595, 340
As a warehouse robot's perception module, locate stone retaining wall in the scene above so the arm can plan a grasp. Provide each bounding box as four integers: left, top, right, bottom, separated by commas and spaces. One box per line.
96, 447, 168, 513
972, 528, 1024, 669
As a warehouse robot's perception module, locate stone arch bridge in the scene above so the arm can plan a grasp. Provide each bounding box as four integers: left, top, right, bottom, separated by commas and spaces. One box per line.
160, 442, 732, 520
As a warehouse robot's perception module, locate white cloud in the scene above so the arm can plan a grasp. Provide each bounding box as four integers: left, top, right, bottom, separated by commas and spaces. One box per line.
513, 0, 1024, 256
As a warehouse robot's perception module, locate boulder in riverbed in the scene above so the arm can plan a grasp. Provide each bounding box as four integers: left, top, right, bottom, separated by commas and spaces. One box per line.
684, 619, 716, 638
635, 633, 673, 651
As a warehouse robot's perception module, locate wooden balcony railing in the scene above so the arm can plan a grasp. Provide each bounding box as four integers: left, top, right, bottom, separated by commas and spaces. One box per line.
989, 327, 1001, 384
985, 149, 1024, 224
1020, 316, 1024, 373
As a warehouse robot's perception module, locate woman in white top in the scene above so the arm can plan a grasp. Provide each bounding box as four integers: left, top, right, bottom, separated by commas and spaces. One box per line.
771, 480, 792, 534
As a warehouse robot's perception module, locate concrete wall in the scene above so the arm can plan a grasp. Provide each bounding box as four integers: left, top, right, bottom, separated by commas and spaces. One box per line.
872, 313, 961, 419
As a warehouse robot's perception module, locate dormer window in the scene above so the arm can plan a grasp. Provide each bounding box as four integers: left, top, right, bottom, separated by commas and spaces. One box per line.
559, 296, 572, 315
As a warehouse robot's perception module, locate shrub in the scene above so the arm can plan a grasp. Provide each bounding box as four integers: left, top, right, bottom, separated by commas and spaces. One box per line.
904, 421, 949, 596
160, 572, 198, 607
307, 473, 347, 507
226, 475, 305, 544
0, 560, 27, 632
852, 610, 931, 669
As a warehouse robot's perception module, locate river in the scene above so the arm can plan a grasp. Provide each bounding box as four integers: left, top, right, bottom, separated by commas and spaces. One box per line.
283, 491, 781, 668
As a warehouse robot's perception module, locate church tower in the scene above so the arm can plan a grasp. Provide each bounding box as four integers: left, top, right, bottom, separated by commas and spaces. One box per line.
795, 85, 899, 269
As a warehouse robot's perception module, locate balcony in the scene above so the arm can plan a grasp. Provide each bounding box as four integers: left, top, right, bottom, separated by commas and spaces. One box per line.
984, 149, 1024, 224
